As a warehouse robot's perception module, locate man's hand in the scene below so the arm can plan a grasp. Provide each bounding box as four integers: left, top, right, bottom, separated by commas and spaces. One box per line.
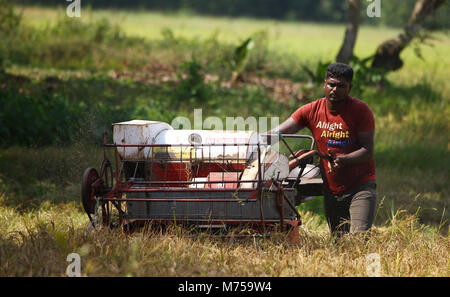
325, 129, 374, 173
263, 117, 304, 145
326, 149, 347, 173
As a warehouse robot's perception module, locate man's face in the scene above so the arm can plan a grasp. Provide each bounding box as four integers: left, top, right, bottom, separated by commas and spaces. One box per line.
324, 76, 352, 104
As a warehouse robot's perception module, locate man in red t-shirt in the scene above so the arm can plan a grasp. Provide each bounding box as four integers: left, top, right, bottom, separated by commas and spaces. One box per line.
272, 63, 376, 236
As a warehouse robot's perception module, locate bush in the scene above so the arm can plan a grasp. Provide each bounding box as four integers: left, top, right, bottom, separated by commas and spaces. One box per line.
0, 90, 86, 146
349, 55, 387, 93
0, 0, 21, 35
0, 74, 140, 147
0, 0, 22, 69
176, 59, 214, 105
0, 13, 148, 71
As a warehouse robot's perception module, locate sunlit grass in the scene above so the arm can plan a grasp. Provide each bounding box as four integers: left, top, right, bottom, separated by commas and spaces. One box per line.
0, 199, 448, 276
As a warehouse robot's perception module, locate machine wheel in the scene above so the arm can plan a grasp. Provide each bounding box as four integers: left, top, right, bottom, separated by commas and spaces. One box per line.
82, 167, 116, 228
81, 167, 99, 215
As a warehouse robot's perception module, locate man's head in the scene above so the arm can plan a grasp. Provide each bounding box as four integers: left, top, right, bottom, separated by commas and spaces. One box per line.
324, 63, 353, 106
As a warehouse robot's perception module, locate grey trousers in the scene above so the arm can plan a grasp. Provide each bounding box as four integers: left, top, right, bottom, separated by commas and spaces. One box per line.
323, 181, 377, 235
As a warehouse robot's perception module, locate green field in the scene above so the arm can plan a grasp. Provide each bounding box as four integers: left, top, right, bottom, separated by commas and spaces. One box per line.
18, 6, 450, 87
0, 6, 449, 276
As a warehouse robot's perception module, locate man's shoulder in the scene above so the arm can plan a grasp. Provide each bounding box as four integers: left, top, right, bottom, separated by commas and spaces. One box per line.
314, 97, 327, 104
306, 97, 327, 109
291, 98, 325, 124
294, 97, 324, 112
348, 97, 370, 107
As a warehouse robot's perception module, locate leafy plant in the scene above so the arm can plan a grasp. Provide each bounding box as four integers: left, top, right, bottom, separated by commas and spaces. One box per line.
301, 60, 331, 84
350, 55, 387, 93
0, 0, 22, 69
176, 59, 213, 105
231, 37, 254, 82
0, 0, 21, 36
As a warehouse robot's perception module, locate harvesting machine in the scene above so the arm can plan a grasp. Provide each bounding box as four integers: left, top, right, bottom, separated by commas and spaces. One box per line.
81, 120, 324, 240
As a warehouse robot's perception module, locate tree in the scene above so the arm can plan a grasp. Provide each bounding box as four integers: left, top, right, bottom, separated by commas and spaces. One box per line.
371, 0, 446, 71
336, 0, 362, 64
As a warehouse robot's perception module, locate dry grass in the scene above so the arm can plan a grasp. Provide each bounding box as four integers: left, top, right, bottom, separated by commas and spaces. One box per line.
0, 144, 447, 277
0, 200, 448, 277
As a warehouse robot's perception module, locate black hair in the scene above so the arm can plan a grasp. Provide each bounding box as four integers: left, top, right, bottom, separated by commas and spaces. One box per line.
325, 63, 353, 83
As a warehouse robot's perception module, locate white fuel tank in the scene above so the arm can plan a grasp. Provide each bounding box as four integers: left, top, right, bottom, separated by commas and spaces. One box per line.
112, 120, 173, 160
113, 120, 263, 161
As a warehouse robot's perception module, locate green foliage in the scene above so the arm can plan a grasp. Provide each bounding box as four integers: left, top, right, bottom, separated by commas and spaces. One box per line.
14, 0, 450, 29
0, 0, 22, 36
363, 0, 450, 30
49, 16, 123, 43
0, 88, 85, 146
231, 38, 254, 80
0, 0, 21, 35
176, 59, 211, 104
0, 72, 139, 146
349, 55, 387, 93
160, 27, 178, 45
0, 15, 145, 71
302, 60, 330, 84
0, 0, 22, 69
298, 196, 326, 222
131, 94, 173, 123
234, 38, 254, 67
246, 30, 271, 73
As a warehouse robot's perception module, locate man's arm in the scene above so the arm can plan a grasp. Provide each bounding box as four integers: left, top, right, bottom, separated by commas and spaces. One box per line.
328, 130, 374, 171
264, 117, 304, 144
273, 117, 304, 134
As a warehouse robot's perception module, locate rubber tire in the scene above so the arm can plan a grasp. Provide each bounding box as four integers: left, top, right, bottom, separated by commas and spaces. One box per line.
81, 167, 99, 215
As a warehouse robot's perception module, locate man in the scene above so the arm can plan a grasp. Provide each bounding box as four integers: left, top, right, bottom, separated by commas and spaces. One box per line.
272, 63, 376, 236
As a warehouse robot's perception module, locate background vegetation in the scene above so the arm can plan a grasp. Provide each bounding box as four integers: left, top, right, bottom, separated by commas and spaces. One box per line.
0, 2, 448, 276
14, 0, 450, 30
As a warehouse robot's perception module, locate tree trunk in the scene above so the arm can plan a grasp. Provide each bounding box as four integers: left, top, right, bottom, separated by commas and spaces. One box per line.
371, 0, 446, 71
336, 0, 362, 64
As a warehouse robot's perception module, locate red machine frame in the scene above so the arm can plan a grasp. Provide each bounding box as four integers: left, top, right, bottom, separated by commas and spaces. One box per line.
82, 132, 321, 241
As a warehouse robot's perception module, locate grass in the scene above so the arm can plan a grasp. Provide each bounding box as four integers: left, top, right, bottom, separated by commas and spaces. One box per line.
0, 201, 448, 276
0, 5, 448, 276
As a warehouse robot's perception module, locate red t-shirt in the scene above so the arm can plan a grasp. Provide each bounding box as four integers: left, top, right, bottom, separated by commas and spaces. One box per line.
291, 97, 376, 195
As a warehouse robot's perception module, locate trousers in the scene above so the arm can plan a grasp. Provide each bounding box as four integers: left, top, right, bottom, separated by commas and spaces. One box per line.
323, 181, 377, 235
